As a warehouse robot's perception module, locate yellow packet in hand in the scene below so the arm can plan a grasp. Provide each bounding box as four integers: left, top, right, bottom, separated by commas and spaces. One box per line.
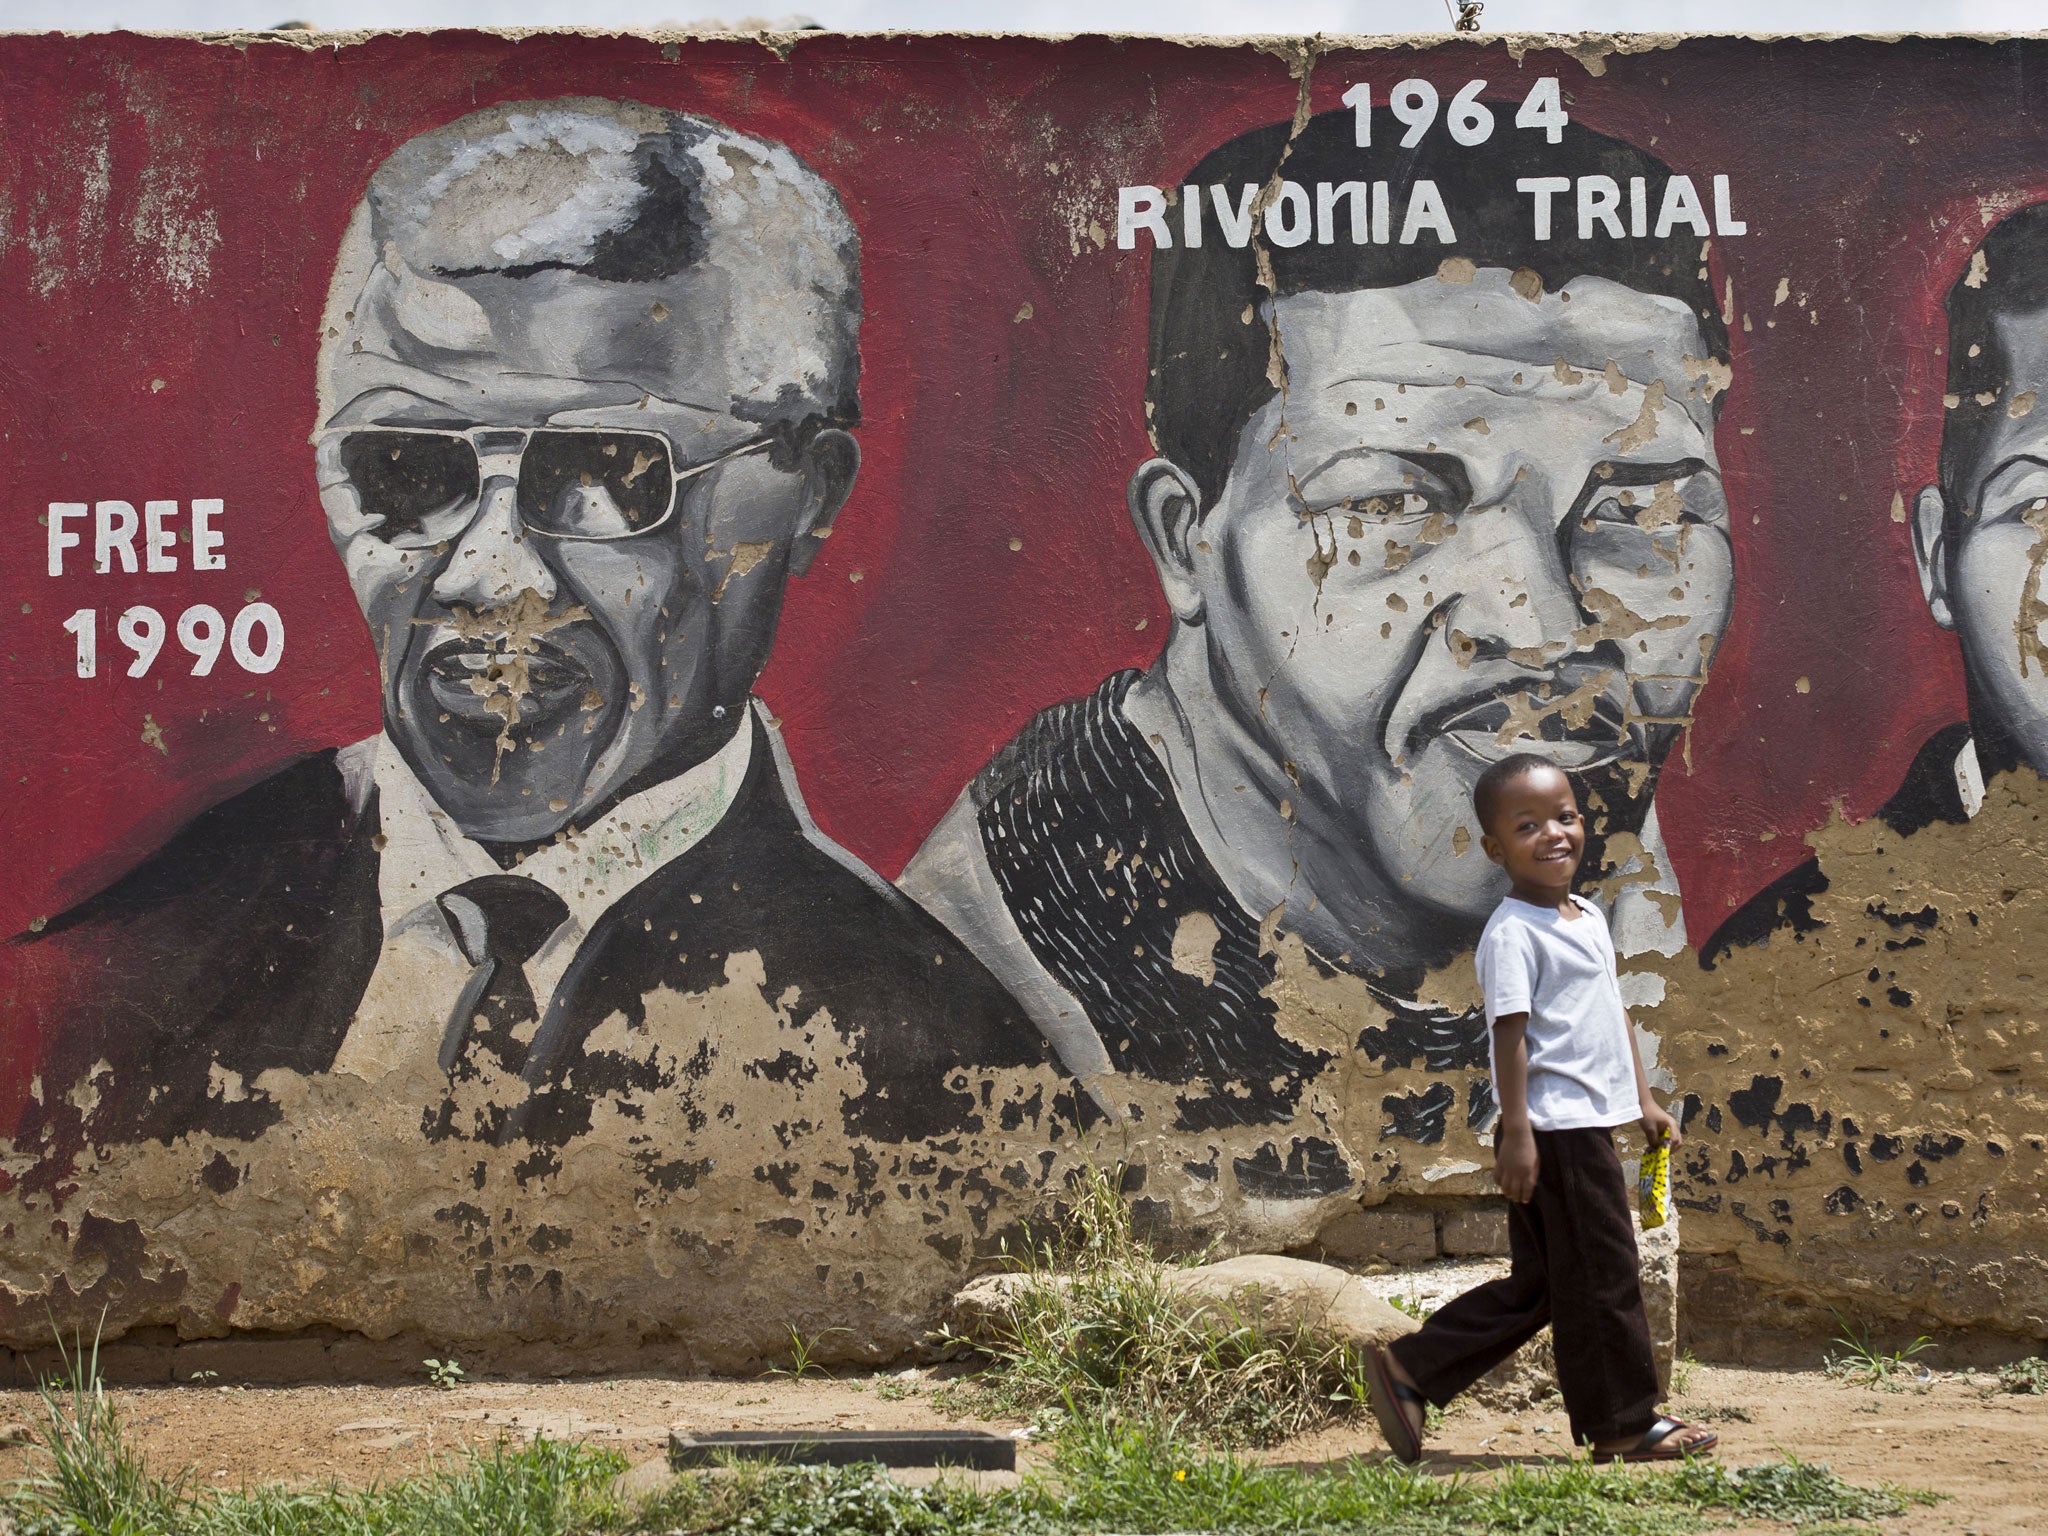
1638, 1138, 1671, 1230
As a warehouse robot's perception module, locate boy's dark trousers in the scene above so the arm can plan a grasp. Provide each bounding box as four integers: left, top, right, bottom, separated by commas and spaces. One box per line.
1388, 1125, 1658, 1445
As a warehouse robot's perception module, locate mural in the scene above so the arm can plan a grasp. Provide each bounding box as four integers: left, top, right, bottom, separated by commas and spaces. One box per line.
18, 100, 1053, 1163
2, 31, 2047, 1365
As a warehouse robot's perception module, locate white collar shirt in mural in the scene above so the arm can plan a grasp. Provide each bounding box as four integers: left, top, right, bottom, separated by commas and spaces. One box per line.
326, 707, 755, 1080
1955, 735, 1987, 818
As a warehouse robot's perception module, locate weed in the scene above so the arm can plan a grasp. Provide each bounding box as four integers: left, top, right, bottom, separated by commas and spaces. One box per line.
874, 1380, 916, 1402
1668, 1349, 1699, 1396
14, 1331, 187, 1536
1388, 1291, 1435, 1322
769, 1324, 851, 1380
422, 1356, 466, 1391
1998, 1355, 2048, 1394
1824, 1309, 1933, 1387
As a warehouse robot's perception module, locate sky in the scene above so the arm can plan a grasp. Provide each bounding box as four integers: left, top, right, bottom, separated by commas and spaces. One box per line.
0, 0, 2038, 37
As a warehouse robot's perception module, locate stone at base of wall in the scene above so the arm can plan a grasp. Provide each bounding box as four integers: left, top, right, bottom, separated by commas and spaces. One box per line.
0, 1328, 756, 1390
1300, 1195, 1513, 1266
1679, 1253, 2048, 1371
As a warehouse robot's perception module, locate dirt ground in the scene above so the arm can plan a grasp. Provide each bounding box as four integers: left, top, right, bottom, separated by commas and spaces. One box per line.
0, 1361, 2036, 1533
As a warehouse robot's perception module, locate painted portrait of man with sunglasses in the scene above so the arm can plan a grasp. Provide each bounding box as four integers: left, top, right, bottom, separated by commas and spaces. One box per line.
17, 99, 1055, 1171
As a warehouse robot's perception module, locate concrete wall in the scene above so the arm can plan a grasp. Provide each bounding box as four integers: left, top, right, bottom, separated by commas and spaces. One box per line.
1, 27, 2044, 1370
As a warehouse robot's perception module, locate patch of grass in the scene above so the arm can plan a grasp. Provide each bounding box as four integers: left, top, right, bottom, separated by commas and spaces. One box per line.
6, 1344, 628, 1536
0, 1353, 1930, 1536
950, 1160, 1370, 1446
1035, 1416, 1922, 1536
639, 1457, 1028, 1536
1823, 1309, 1933, 1388
13, 1330, 187, 1536
1998, 1355, 2048, 1394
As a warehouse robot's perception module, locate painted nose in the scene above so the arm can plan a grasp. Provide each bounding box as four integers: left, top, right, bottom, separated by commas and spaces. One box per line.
1443, 507, 1582, 666
430, 477, 559, 608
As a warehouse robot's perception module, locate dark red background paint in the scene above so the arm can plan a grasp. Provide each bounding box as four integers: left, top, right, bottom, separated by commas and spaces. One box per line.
3, 32, 2041, 1126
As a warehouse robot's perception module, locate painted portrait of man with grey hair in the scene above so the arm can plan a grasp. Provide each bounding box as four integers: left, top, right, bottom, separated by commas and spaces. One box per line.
17, 99, 1053, 1174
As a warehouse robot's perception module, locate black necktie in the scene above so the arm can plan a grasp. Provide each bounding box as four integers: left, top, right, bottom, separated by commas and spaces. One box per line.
435, 875, 570, 1075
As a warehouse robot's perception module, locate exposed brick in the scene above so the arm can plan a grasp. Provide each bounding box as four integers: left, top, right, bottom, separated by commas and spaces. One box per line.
172, 1335, 334, 1386
1312, 1205, 1437, 1265
1439, 1204, 1510, 1257
327, 1333, 433, 1383
93, 1341, 175, 1385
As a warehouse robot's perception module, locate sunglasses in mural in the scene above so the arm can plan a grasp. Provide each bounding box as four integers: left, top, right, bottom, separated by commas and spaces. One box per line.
323, 426, 775, 545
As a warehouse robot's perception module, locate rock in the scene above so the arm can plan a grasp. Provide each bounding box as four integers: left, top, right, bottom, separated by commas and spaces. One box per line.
945, 1254, 1418, 1354
1310, 1205, 1439, 1265
1639, 1212, 1679, 1393
943, 1271, 1061, 1340
1163, 1254, 1421, 1351
1470, 1331, 1557, 1412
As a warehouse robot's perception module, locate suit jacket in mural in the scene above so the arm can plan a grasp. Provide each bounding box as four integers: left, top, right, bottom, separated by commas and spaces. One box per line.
908, 669, 1494, 1199
10, 712, 1055, 1195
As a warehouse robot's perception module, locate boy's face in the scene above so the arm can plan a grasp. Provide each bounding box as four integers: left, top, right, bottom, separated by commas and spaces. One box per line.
1480, 766, 1586, 894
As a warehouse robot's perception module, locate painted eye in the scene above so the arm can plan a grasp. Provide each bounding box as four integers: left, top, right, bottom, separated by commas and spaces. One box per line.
1336, 491, 1435, 523
1579, 471, 1712, 535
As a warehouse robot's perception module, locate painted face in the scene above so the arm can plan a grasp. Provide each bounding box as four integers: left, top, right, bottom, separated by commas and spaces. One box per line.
1192, 269, 1733, 926
1481, 764, 1587, 894
1928, 302, 2048, 775
318, 264, 847, 844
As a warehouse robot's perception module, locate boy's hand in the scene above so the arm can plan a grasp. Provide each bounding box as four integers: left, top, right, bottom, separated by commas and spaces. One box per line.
1641, 1101, 1682, 1149
1495, 1121, 1539, 1203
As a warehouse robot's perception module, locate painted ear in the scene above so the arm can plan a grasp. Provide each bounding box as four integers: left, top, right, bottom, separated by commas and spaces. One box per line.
1911, 483, 1955, 630
1127, 457, 1208, 623
787, 428, 860, 578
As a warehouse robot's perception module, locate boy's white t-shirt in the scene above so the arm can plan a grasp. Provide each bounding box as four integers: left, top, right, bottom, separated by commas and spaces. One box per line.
1473, 893, 1643, 1132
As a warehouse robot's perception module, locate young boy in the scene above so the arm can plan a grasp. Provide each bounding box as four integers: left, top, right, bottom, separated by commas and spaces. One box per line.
1364, 751, 1718, 1463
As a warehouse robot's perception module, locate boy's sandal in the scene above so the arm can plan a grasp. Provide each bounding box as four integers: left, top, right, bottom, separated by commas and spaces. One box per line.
1363, 1345, 1428, 1464
1611, 1416, 1718, 1462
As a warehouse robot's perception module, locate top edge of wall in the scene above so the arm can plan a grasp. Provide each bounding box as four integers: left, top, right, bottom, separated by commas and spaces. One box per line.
2, 27, 2046, 50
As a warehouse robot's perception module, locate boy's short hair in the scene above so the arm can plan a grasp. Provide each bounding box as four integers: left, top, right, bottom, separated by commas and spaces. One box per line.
1472, 752, 1570, 835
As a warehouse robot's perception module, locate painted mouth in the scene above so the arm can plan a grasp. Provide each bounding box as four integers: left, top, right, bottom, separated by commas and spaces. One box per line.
421, 634, 595, 731
1417, 686, 1638, 768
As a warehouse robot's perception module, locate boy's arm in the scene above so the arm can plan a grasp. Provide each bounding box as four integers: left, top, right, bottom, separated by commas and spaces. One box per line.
1492, 1012, 1539, 1202
1623, 1010, 1682, 1148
